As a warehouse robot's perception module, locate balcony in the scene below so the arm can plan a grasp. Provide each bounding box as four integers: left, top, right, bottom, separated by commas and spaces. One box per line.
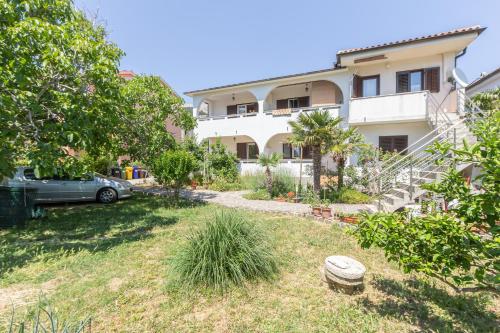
348, 91, 429, 125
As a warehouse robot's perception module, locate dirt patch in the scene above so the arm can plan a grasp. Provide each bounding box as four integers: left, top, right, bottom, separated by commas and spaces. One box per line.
108, 277, 124, 292
0, 278, 61, 311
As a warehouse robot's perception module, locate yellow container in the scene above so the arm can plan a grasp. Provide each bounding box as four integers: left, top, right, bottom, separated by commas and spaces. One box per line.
125, 167, 133, 180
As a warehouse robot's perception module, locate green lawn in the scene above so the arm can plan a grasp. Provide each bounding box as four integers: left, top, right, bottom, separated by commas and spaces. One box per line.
0, 195, 498, 332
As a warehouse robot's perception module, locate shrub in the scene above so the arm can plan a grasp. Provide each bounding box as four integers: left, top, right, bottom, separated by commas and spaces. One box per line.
206, 140, 239, 182
208, 177, 242, 192
270, 168, 295, 198
243, 189, 271, 200
329, 188, 372, 204
172, 209, 278, 291
152, 150, 198, 198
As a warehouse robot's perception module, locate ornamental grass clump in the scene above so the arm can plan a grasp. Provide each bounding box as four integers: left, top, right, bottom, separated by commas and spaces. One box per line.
173, 209, 278, 291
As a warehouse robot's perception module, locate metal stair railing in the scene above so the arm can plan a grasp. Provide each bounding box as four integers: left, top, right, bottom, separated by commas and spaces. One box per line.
364, 89, 482, 210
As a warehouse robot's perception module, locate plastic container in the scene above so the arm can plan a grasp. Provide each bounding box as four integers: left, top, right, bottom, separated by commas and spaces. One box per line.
132, 166, 139, 179
111, 167, 122, 179
125, 167, 133, 180
0, 186, 38, 228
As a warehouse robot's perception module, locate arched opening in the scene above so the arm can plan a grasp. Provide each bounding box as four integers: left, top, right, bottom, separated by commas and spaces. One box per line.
206, 135, 260, 161
263, 80, 344, 112
196, 91, 258, 118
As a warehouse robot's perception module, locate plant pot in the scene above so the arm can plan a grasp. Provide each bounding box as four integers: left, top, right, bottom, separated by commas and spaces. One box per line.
321, 208, 332, 219
276, 197, 286, 202
340, 216, 358, 224
312, 207, 322, 216
191, 185, 197, 190
293, 198, 301, 203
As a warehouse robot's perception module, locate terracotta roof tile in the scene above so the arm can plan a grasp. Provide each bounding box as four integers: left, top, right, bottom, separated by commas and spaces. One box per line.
337, 25, 485, 55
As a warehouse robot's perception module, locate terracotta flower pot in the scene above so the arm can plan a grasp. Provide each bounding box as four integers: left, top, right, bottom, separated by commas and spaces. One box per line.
276, 197, 286, 202
321, 208, 332, 219
312, 207, 322, 216
340, 216, 358, 224
191, 185, 197, 190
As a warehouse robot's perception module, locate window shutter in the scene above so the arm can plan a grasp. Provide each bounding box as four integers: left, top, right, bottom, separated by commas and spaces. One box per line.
379, 136, 393, 152
298, 96, 310, 107
236, 143, 247, 159
396, 72, 409, 93
282, 144, 292, 159
302, 145, 312, 159
393, 136, 408, 153
276, 99, 288, 109
424, 67, 440, 93
227, 105, 237, 115
352, 75, 362, 98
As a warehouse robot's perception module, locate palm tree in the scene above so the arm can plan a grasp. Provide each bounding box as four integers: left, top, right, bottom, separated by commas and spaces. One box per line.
288, 110, 341, 193
329, 127, 366, 191
287, 135, 305, 195
257, 152, 282, 195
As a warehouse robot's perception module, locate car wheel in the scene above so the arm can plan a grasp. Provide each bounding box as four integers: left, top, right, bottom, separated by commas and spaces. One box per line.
97, 188, 117, 203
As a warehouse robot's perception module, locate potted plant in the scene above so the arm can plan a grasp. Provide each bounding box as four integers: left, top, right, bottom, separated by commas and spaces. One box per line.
287, 191, 295, 202
275, 195, 286, 202
309, 197, 322, 217
191, 180, 198, 190
320, 199, 332, 219
339, 213, 359, 224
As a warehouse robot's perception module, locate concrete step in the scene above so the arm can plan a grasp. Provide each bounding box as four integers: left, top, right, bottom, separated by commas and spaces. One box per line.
390, 188, 410, 200
382, 193, 405, 206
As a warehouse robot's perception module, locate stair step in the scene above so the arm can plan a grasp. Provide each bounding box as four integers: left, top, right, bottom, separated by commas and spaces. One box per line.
390, 188, 410, 200
382, 193, 405, 206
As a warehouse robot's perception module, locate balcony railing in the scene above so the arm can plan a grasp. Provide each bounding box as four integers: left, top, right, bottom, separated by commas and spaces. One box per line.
197, 104, 340, 121
349, 91, 428, 125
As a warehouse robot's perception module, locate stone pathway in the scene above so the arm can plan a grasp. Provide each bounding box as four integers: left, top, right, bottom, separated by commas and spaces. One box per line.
134, 187, 375, 216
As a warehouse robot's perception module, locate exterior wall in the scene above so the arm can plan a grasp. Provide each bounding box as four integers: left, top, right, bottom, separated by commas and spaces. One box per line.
355, 121, 431, 151
351, 53, 457, 113
466, 72, 500, 96
208, 135, 257, 156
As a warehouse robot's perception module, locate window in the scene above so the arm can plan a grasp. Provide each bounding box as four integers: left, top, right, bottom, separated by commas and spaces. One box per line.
353, 75, 380, 97
282, 144, 313, 159
397, 67, 440, 93
379, 135, 408, 153
236, 142, 259, 160
237, 104, 247, 114
276, 96, 310, 109
227, 103, 258, 115
24, 168, 36, 180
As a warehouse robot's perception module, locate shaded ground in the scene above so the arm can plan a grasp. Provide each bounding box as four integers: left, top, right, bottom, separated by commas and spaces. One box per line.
0, 194, 497, 332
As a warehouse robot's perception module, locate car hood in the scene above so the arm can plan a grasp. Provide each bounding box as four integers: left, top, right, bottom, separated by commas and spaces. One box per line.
96, 176, 132, 187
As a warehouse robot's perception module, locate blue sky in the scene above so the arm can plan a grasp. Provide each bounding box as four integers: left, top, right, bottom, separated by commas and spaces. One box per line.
76, 0, 499, 102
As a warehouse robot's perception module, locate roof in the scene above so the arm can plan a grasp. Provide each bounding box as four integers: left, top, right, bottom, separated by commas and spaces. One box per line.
185, 25, 486, 96
466, 67, 500, 90
118, 70, 136, 78
337, 25, 485, 56
184, 67, 342, 95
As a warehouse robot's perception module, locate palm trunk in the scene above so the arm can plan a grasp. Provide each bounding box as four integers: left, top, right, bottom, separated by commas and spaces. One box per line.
265, 166, 272, 196
337, 157, 345, 191
298, 147, 303, 196
312, 145, 322, 194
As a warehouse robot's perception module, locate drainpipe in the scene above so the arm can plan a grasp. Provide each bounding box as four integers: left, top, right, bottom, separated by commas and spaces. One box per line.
454, 48, 467, 67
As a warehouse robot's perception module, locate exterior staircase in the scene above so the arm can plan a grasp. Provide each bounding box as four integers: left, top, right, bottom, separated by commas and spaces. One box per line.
365, 89, 481, 212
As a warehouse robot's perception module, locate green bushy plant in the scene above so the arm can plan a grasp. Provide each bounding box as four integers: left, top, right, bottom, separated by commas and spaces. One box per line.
269, 168, 295, 198
208, 177, 242, 192
152, 150, 198, 198
206, 140, 239, 182
240, 171, 266, 190
329, 188, 372, 204
172, 209, 278, 291
243, 189, 271, 201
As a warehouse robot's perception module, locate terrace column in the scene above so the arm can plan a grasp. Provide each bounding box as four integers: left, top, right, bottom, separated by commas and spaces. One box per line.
258, 100, 265, 114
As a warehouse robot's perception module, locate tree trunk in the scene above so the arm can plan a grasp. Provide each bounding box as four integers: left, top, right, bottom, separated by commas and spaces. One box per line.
265, 166, 273, 196
337, 157, 345, 191
298, 147, 303, 196
312, 145, 322, 194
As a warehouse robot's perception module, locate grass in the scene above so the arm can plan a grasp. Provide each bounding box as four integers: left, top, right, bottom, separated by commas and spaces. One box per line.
242, 189, 271, 201
172, 209, 277, 291
0, 194, 498, 332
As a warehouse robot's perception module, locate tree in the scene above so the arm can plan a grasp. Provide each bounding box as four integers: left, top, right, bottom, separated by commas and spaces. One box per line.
354, 90, 499, 293
0, 0, 124, 178
152, 150, 197, 199
118, 75, 195, 168
288, 111, 341, 193
328, 128, 365, 191
257, 153, 282, 195
287, 135, 305, 195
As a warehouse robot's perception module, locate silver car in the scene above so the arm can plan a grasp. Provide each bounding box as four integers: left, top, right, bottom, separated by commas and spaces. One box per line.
5, 167, 133, 204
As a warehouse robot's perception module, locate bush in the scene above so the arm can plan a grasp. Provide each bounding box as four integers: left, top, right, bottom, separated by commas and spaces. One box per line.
152, 150, 198, 197
208, 177, 242, 192
329, 188, 372, 204
172, 209, 278, 291
270, 168, 296, 198
243, 189, 271, 200
207, 140, 239, 182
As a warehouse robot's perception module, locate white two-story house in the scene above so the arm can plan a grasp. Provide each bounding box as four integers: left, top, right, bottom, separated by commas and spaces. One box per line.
185, 26, 485, 176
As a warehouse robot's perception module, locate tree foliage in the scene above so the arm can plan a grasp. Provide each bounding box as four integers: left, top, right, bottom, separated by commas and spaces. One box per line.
152, 150, 197, 198
118, 75, 195, 167
257, 153, 282, 195
355, 90, 499, 292
0, 0, 123, 178
288, 111, 341, 192
206, 139, 239, 183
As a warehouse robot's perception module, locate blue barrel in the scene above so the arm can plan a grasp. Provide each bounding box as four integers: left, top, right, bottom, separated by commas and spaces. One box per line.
132, 166, 139, 179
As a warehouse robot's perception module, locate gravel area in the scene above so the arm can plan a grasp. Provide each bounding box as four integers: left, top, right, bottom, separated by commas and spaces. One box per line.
134, 187, 375, 215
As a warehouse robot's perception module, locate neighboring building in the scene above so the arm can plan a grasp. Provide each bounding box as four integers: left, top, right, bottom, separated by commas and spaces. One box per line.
466, 67, 500, 96
119, 70, 185, 141
185, 26, 486, 175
